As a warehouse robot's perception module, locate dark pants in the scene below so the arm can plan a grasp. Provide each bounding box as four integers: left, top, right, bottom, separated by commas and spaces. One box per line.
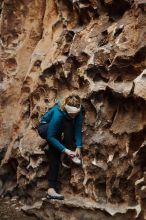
37, 118, 75, 189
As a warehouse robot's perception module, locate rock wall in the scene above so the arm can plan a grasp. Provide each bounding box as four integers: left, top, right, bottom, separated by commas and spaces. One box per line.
1, 0, 146, 219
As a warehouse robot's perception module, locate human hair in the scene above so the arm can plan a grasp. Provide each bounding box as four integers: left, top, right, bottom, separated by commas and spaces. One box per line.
60, 94, 81, 111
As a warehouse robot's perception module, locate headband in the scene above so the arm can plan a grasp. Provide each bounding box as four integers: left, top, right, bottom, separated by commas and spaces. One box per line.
65, 104, 81, 114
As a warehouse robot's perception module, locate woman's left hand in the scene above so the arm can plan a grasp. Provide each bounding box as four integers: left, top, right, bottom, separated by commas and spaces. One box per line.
75, 148, 81, 158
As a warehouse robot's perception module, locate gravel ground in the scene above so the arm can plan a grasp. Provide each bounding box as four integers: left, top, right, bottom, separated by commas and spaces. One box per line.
0, 198, 36, 220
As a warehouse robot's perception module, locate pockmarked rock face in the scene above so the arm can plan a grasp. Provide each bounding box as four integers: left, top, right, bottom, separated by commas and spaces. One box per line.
134, 69, 146, 100
1, 0, 146, 219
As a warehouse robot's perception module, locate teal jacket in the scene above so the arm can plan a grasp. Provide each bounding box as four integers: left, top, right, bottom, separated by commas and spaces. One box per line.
40, 103, 83, 152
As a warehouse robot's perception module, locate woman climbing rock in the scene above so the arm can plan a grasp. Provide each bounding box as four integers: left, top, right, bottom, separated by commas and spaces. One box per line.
37, 94, 83, 200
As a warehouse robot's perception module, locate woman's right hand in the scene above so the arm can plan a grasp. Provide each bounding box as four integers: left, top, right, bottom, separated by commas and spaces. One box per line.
64, 149, 76, 158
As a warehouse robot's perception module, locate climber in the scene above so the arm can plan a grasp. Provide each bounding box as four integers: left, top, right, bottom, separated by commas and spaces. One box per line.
37, 94, 83, 200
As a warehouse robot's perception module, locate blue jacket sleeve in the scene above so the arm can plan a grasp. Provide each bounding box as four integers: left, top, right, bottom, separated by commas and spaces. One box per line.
74, 111, 83, 148
40, 109, 53, 124
47, 110, 67, 152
